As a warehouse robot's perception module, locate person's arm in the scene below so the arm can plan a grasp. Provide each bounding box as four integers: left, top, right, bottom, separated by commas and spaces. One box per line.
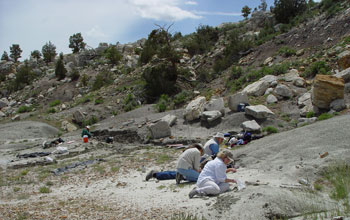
225, 178, 236, 183
193, 151, 201, 172
209, 144, 219, 156
215, 162, 227, 183
226, 168, 237, 173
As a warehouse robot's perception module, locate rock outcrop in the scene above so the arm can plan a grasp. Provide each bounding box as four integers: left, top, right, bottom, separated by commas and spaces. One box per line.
312, 75, 344, 110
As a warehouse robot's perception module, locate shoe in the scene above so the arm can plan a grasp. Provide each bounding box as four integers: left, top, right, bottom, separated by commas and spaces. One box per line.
176, 172, 184, 184
145, 170, 156, 181
189, 188, 199, 199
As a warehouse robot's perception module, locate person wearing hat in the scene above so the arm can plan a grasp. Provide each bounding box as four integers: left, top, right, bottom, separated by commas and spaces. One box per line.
202, 132, 225, 160
145, 144, 204, 184
81, 125, 92, 138
189, 150, 237, 198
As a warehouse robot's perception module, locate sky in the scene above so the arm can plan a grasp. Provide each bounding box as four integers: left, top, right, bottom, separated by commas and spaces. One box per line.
0, 0, 278, 60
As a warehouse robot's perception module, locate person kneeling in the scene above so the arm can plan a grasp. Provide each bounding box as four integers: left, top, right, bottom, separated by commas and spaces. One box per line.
189, 150, 236, 199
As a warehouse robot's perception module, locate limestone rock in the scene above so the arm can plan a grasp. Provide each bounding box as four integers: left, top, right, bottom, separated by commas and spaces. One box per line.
72, 110, 85, 125
201, 110, 222, 123
183, 96, 206, 121
62, 120, 78, 132
335, 67, 350, 83
264, 57, 273, 65
266, 94, 278, 104
293, 77, 305, 87
0, 98, 9, 109
298, 92, 311, 107
228, 92, 249, 112
245, 105, 275, 119
241, 120, 261, 132
260, 75, 278, 86
161, 114, 177, 127
283, 69, 299, 82
205, 97, 225, 115
11, 115, 20, 121
274, 84, 293, 98
147, 120, 171, 139
337, 50, 350, 70
312, 75, 344, 109
330, 99, 346, 112
242, 80, 269, 96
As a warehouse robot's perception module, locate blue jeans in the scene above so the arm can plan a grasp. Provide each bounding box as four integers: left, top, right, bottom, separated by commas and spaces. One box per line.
154, 171, 176, 180
177, 168, 200, 182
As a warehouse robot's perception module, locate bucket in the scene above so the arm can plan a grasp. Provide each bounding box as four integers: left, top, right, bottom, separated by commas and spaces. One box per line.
83, 135, 88, 143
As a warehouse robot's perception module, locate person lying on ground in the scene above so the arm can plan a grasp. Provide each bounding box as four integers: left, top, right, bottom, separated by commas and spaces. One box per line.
81, 125, 92, 138
145, 143, 204, 184
189, 149, 237, 199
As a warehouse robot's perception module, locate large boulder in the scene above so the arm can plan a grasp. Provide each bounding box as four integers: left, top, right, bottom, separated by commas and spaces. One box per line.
312, 75, 344, 110
147, 120, 171, 139
242, 80, 269, 96
283, 69, 299, 82
335, 67, 350, 83
245, 105, 275, 119
0, 98, 9, 109
201, 110, 222, 123
228, 92, 249, 112
72, 110, 85, 125
61, 120, 78, 132
205, 97, 225, 115
298, 92, 311, 107
274, 84, 293, 98
161, 114, 177, 127
330, 99, 346, 112
266, 94, 278, 104
241, 120, 261, 133
337, 50, 350, 70
260, 75, 278, 86
183, 96, 206, 121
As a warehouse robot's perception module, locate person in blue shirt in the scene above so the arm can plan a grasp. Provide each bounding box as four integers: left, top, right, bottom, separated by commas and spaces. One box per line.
202, 132, 225, 160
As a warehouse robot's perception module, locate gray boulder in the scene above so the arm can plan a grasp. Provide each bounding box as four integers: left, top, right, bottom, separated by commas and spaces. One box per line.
72, 110, 85, 125
283, 69, 299, 82
161, 114, 177, 127
0, 98, 9, 109
228, 92, 249, 112
61, 120, 78, 132
293, 77, 306, 87
242, 80, 269, 96
0, 111, 5, 117
335, 67, 350, 83
274, 84, 293, 98
245, 105, 275, 119
266, 94, 278, 104
147, 120, 171, 139
241, 120, 261, 133
260, 75, 278, 86
205, 97, 225, 115
298, 92, 311, 107
201, 110, 222, 123
297, 117, 317, 126
330, 99, 346, 112
183, 96, 206, 121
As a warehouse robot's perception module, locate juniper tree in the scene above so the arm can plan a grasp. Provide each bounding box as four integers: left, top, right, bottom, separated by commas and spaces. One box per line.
242, 6, 252, 19
1, 51, 9, 61
42, 41, 57, 64
55, 53, 67, 80
69, 33, 86, 53
31, 50, 42, 60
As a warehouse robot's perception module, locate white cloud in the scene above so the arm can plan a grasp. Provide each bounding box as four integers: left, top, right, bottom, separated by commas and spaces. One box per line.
128, 0, 201, 21
86, 26, 108, 39
185, 1, 197, 5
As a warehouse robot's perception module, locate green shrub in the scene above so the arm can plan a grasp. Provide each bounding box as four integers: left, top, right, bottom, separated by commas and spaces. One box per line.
322, 162, 350, 200
8, 62, 35, 92
301, 61, 331, 78
155, 94, 170, 112
82, 115, 98, 127
94, 97, 104, 105
272, 0, 307, 24
70, 68, 80, 81
263, 126, 278, 134
305, 111, 315, 118
49, 100, 61, 107
321, 0, 343, 16
80, 73, 90, 87
278, 46, 296, 57
173, 90, 192, 106
183, 25, 219, 56
123, 94, 139, 112
17, 105, 32, 113
55, 53, 67, 80
46, 108, 56, 114
317, 113, 333, 121
92, 71, 113, 91
104, 46, 122, 65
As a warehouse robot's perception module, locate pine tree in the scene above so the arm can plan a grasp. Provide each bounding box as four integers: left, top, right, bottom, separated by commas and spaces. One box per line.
55, 53, 67, 80
9, 44, 22, 62
242, 6, 252, 19
42, 41, 57, 64
69, 33, 86, 53
1, 51, 9, 61
31, 50, 42, 60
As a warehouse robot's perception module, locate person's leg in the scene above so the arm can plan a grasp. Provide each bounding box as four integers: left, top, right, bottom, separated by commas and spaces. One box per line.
177, 168, 200, 182
197, 179, 220, 195
218, 182, 230, 193
154, 171, 176, 180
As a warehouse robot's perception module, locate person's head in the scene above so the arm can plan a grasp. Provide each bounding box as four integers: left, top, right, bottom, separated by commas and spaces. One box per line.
217, 150, 234, 165
86, 125, 90, 130
214, 132, 225, 144
185, 143, 204, 156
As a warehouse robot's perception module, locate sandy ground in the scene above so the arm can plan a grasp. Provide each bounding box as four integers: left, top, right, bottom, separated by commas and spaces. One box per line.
0, 114, 350, 219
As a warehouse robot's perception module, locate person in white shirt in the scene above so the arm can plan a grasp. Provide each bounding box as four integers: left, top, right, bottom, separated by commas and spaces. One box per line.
189, 150, 237, 198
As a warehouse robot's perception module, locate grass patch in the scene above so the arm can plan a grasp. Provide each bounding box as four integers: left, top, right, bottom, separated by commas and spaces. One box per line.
322, 162, 350, 201
39, 186, 51, 193
156, 154, 172, 164
317, 113, 333, 121
110, 166, 120, 173
17, 105, 33, 113
156, 185, 166, 190
13, 187, 21, 192
306, 111, 315, 118
49, 100, 61, 107
171, 212, 206, 220
262, 126, 278, 134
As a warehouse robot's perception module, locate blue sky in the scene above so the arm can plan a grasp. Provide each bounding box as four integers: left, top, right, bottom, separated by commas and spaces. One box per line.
0, 0, 276, 60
